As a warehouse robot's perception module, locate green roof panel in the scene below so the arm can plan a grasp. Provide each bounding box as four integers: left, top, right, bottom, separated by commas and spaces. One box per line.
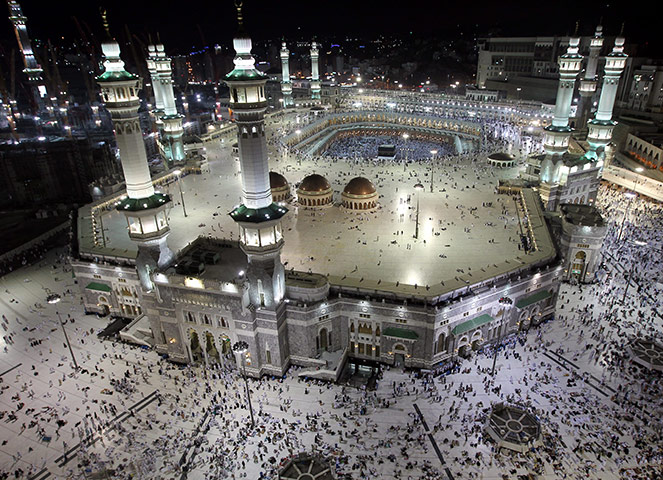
224, 68, 268, 82
229, 203, 288, 223
116, 193, 171, 212
451, 314, 494, 336
96, 70, 138, 83
383, 327, 419, 340
86, 282, 112, 292
516, 290, 553, 309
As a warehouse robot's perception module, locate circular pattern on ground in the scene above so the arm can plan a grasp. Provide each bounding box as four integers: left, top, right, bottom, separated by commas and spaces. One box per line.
485, 403, 542, 452
628, 338, 663, 371
279, 453, 335, 480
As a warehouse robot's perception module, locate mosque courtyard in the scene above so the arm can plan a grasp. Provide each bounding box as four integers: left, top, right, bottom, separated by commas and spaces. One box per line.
98, 111, 527, 289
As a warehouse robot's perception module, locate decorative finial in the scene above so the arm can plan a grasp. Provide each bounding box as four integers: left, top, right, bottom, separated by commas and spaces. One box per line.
574, 21, 579, 37
235, 0, 244, 31
619, 22, 625, 36
100, 8, 111, 39
599, 16, 603, 26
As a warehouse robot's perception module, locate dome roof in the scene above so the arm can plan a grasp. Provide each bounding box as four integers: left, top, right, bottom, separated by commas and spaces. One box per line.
343, 177, 376, 196
269, 171, 288, 189
488, 152, 515, 161
299, 174, 331, 192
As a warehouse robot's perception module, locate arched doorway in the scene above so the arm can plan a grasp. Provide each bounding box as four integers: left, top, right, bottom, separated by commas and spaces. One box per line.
189, 330, 203, 363
206, 332, 220, 364
393, 343, 407, 367
436, 333, 446, 354
319, 328, 328, 352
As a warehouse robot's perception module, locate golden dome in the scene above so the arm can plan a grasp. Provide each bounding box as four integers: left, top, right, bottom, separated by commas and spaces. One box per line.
298, 174, 331, 192
343, 177, 376, 196
270, 171, 288, 189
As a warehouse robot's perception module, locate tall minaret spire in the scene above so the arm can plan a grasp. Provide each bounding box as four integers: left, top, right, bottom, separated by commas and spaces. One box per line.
225, 0, 289, 376
586, 29, 628, 162
8, 1, 47, 114
310, 41, 321, 100
540, 33, 583, 183
96, 11, 173, 289
578, 23, 603, 127
280, 41, 293, 107
146, 43, 185, 166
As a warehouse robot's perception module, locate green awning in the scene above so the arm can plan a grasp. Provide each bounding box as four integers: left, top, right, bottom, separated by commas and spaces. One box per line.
451, 314, 494, 336
383, 327, 419, 340
516, 290, 553, 309
86, 282, 112, 292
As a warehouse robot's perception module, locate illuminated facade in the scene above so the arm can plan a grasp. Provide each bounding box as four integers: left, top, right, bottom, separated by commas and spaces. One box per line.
8, 1, 47, 113
146, 44, 185, 166
310, 41, 321, 100
586, 34, 628, 161
96, 19, 173, 290
577, 25, 604, 127
280, 42, 294, 107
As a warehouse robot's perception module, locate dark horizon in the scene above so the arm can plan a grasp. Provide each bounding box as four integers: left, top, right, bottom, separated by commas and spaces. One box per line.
1, 0, 660, 55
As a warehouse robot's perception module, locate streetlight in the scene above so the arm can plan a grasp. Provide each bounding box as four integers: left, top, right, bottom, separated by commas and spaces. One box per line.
429, 149, 438, 193
172, 169, 188, 217
47, 294, 79, 371
492, 296, 513, 376
622, 240, 647, 304
232, 340, 255, 428
402, 133, 409, 171
413, 182, 424, 239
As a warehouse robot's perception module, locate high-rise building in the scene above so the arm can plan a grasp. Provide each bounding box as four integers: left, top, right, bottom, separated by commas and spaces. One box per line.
7, 1, 47, 113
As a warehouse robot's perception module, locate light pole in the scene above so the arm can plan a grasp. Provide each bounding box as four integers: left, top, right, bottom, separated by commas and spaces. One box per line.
429, 149, 437, 193
413, 182, 424, 239
402, 133, 409, 171
232, 340, 255, 428
295, 129, 302, 165
47, 294, 79, 371
173, 169, 188, 217
617, 191, 636, 243
491, 296, 513, 376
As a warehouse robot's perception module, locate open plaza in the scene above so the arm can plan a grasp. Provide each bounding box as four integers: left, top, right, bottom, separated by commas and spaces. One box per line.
1, 2, 662, 478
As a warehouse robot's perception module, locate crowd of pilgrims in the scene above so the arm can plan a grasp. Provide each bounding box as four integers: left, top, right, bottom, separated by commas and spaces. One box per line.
321, 134, 455, 162
1, 107, 663, 479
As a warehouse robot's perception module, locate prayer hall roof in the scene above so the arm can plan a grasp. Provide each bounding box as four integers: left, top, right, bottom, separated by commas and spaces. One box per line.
343, 177, 376, 196
298, 174, 331, 192
270, 171, 289, 189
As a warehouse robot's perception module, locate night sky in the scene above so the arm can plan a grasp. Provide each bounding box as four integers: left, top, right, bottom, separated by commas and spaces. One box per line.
1, 0, 659, 54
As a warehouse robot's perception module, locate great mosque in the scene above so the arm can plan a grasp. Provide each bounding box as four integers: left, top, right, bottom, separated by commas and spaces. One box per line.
70, 6, 629, 380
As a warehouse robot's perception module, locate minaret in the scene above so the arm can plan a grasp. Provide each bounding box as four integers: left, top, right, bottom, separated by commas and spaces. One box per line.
7, 1, 47, 114
146, 43, 185, 166
540, 33, 583, 183
279, 42, 293, 107
578, 24, 603, 128
225, 1, 289, 375
310, 41, 321, 100
586, 31, 628, 162
96, 12, 173, 290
